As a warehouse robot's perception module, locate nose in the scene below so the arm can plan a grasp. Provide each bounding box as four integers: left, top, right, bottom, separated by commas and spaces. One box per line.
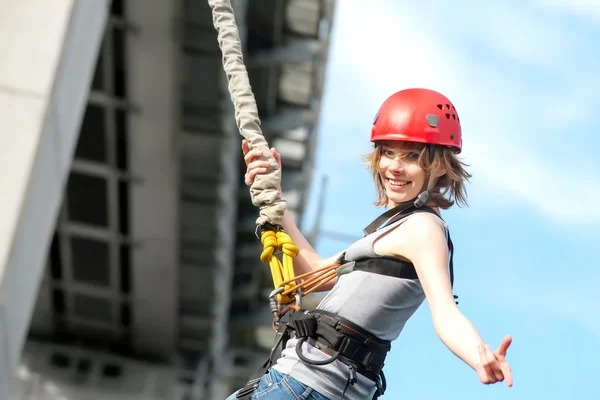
388, 156, 406, 173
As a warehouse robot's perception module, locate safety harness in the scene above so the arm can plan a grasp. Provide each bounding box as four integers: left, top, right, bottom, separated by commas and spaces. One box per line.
236, 205, 457, 400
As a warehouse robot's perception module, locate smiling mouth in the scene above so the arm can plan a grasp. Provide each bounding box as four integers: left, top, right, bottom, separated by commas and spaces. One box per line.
387, 178, 411, 188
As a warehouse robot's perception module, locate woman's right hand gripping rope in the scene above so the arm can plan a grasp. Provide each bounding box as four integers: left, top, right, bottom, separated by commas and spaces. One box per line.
242, 139, 282, 191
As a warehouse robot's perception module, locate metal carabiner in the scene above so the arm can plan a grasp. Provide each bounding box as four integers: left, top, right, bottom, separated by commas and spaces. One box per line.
269, 287, 284, 298
269, 287, 285, 327
294, 288, 303, 310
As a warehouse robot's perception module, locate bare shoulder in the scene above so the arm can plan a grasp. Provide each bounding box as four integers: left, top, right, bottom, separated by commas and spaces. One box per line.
392, 212, 447, 244
375, 212, 448, 260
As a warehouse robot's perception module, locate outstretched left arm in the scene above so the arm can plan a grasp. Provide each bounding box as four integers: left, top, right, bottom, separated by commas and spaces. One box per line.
389, 214, 513, 386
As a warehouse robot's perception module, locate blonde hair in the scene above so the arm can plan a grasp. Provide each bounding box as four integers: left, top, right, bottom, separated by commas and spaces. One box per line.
363, 142, 472, 209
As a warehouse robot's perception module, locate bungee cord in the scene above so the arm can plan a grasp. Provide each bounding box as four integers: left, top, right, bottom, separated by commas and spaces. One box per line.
208, 0, 337, 314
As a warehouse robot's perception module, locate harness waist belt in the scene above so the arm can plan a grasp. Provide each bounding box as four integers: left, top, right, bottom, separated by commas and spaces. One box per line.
289, 309, 391, 379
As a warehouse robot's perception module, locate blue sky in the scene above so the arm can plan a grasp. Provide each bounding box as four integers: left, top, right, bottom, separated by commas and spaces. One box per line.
301, 1, 600, 398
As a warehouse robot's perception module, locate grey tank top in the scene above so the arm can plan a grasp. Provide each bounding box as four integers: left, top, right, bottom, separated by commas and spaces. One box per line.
272, 213, 449, 400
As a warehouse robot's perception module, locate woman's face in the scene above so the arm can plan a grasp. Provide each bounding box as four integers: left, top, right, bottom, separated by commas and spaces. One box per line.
377, 141, 428, 208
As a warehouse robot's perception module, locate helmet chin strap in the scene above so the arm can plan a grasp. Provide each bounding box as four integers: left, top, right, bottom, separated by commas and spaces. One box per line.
414, 145, 436, 207
413, 175, 431, 208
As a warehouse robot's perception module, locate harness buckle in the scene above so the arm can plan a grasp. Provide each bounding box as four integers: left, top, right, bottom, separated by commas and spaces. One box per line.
235, 377, 261, 398
363, 352, 386, 371
348, 364, 357, 385
289, 314, 318, 338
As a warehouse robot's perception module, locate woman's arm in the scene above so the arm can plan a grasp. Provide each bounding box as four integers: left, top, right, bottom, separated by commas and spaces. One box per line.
384, 213, 513, 385
280, 208, 342, 291
399, 214, 484, 369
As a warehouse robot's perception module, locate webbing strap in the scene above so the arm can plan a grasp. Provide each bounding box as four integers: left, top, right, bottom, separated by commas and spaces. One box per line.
360, 205, 456, 288
345, 257, 419, 280
313, 309, 391, 351
363, 204, 436, 235
235, 328, 288, 399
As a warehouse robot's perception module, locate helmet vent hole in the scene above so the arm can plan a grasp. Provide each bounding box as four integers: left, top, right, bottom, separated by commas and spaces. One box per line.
437, 104, 443, 110
445, 113, 450, 119
445, 104, 450, 109
452, 114, 456, 120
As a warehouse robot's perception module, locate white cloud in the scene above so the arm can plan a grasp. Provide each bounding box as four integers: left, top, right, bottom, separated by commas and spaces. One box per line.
430, 2, 581, 72
463, 135, 600, 224
535, 0, 600, 22
322, 0, 599, 224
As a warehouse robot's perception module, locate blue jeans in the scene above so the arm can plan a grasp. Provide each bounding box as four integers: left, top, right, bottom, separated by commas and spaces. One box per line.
226, 368, 330, 400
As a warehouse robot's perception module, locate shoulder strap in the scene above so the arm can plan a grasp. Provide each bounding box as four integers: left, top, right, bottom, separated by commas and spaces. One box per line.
358, 205, 456, 292
362, 205, 439, 236
340, 257, 419, 280
385, 205, 440, 229
362, 204, 412, 236
447, 231, 455, 288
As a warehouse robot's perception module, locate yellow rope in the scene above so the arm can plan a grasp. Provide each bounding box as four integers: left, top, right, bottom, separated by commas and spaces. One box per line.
260, 230, 299, 304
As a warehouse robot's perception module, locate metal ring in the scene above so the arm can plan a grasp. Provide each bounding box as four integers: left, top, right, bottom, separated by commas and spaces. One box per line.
295, 338, 339, 366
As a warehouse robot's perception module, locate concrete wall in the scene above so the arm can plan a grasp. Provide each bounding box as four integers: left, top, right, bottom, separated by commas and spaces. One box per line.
0, 1, 109, 397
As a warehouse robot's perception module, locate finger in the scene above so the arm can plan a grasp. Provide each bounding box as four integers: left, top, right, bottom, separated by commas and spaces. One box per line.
241, 140, 248, 155
245, 166, 269, 186
498, 335, 513, 356
500, 361, 513, 387
247, 160, 271, 171
271, 147, 282, 166
478, 347, 498, 384
477, 345, 493, 384
476, 365, 490, 385
243, 149, 264, 165
484, 345, 504, 382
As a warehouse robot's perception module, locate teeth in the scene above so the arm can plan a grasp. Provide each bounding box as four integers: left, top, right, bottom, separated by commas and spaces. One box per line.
389, 179, 409, 186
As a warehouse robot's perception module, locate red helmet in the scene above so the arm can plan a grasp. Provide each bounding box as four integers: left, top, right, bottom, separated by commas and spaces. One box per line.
370, 88, 462, 153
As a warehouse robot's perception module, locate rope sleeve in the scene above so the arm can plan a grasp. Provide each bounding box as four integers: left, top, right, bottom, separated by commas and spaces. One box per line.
208, 0, 286, 226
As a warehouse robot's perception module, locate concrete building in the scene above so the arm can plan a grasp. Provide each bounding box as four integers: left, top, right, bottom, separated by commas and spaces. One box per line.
1, 0, 335, 398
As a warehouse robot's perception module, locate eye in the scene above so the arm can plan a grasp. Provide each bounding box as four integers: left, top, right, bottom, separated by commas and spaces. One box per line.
406, 152, 419, 160
383, 149, 395, 157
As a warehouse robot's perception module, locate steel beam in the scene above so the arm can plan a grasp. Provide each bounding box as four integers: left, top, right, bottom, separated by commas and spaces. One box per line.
126, 0, 180, 360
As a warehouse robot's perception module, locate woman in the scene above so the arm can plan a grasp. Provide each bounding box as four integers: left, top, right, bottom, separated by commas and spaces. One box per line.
232, 88, 513, 400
